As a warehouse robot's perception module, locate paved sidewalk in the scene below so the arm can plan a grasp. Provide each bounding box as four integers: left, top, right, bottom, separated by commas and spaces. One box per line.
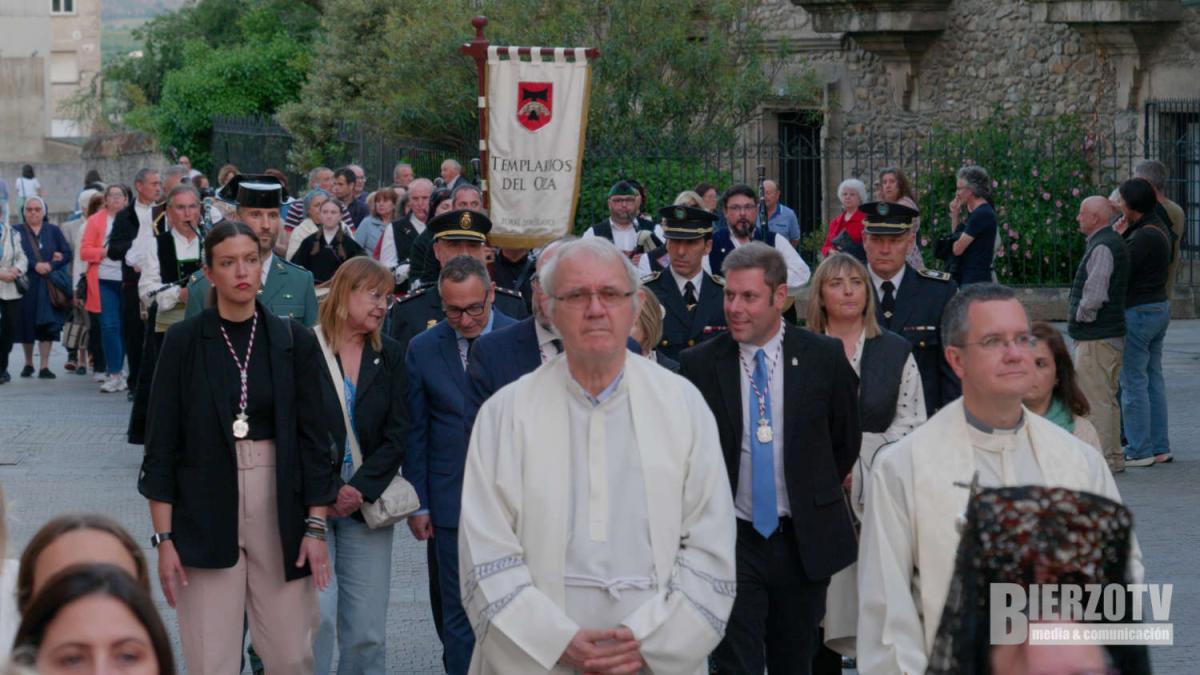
1, 321, 1198, 673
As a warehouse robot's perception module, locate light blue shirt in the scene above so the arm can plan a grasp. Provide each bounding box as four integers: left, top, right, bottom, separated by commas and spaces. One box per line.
767, 203, 801, 241
455, 309, 496, 368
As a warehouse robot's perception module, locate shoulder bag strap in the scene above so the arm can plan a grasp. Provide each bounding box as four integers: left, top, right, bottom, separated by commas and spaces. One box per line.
314, 325, 364, 471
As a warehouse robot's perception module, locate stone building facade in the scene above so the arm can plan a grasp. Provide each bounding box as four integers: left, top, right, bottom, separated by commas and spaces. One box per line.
748, 0, 1200, 234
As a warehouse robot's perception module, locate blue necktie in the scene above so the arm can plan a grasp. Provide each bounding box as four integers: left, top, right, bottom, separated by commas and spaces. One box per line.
750, 348, 778, 538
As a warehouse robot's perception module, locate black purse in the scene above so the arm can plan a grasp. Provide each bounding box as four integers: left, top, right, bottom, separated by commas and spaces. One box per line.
933, 233, 957, 262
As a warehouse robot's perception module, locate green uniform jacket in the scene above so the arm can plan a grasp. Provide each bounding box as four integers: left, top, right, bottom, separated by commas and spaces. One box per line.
185, 256, 319, 327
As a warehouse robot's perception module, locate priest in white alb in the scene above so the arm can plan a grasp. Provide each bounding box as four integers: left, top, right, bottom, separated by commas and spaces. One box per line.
459, 237, 737, 674
856, 283, 1144, 675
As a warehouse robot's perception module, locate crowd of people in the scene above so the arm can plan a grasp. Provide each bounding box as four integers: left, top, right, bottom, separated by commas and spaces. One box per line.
0, 153, 1180, 675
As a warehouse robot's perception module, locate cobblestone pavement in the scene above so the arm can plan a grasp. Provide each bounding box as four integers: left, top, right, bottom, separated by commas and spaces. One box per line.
1, 321, 1198, 673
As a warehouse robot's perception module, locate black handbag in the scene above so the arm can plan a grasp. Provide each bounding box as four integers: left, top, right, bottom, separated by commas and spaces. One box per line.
933, 233, 957, 261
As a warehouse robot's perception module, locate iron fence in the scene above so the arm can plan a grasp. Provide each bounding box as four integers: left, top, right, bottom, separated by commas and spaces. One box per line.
211, 114, 1199, 286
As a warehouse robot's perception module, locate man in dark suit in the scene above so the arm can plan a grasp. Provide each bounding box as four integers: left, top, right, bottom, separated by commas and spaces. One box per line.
679, 241, 861, 675
861, 201, 961, 416
107, 167, 162, 400
404, 255, 517, 675
387, 210, 527, 354
643, 205, 726, 361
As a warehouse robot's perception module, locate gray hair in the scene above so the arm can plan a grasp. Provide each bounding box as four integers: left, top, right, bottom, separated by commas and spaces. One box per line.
721, 241, 787, 291
941, 282, 1020, 346
164, 164, 189, 181
534, 235, 580, 273
409, 177, 434, 193
133, 167, 158, 185
451, 183, 482, 204
1133, 159, 1168, 192
438, 254, 491, 290
837, 178, 868, 203
308, 166, 331, 187
393, 162, 413, 174
673, 190, 705, 208
956, 165, 992, 200
442, 158, 463, 172
165, 184, 199, 206
540, 237, 639, 310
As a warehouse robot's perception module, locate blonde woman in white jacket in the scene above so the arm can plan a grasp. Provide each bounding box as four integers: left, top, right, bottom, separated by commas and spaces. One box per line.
0, 222, 29, 384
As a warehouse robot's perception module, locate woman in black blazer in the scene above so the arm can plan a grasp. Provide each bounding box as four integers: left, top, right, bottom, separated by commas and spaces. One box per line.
310, 256, 409, 672
138, 220, 336, 675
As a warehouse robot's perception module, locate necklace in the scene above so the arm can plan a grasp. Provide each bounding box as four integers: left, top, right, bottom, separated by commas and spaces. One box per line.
218, 312, 259, 439
739, 341, 782, 444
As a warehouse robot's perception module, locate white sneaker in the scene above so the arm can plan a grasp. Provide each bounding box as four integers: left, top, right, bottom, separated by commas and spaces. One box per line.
93, 372, 107, 383
100, 375, 123, 393
116, 375, 129, 392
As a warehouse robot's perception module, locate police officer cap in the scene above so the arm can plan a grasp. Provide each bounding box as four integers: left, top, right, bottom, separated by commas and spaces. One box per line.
608, 180, 637, 197
430, 209, 492, 243
658, 205, 718, 240
861, 201, 919, 235
217, 174, 289, 209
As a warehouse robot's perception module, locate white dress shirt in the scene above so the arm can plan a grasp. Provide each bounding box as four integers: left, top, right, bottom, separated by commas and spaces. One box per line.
377, 216, 425, 283
734, 320, 790, 520
867, 264, 906, 301
582, 220, 654, 276
670, 268, 704, 299
126, 200, 156, 269
710, 231, 811, 295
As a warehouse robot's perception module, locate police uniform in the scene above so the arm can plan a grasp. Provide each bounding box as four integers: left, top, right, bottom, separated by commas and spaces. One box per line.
862, 201, 961, 417
643, 205, 726, 361
183, 176, 319, 327
386, 209, 528, 350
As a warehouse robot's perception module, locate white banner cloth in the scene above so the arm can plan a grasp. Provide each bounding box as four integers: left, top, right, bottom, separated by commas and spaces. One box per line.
486, 45, 591, 247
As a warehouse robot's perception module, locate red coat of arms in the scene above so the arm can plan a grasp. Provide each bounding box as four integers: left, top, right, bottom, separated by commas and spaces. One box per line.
517, 82, 553, 132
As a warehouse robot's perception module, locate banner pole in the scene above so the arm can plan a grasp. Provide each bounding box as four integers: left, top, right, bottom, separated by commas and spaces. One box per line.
460, 16, 491, 210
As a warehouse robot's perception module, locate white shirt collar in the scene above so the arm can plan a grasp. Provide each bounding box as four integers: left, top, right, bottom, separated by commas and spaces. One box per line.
534, 317, 559, 346
261, 253, 274, 287
867, 264, 906, 297
737, 319, 785, 362
609, 217, 634, 231
670, 267, 704, 297
411, 216, 426, 234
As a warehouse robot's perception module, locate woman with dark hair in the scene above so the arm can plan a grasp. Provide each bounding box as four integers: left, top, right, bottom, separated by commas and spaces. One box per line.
14, 165, 42, 218
878, 167, 925, 269
14, 196, 72, 379
1114, 177, 1173, 467
693, 181, 719, 213
292, 199, 367, 286
11, 563, 175, 675
16, 513, 149, 615
948, 165, 997, 285
1024, 322, 1101, 449
138, 220, 336, 674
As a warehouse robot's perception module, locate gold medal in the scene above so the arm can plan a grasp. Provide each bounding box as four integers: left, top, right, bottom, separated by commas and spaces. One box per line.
233, 414, 249, 439
756, 419, 773, 444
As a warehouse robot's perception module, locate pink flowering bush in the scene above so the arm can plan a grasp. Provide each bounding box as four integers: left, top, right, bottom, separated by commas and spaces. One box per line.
914, 113, 1094, 285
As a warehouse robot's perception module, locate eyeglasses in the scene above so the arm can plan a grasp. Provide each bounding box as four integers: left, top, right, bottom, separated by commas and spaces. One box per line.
726, 204, 757, 213
958, 333, 1038, 352
554, 287, 634, 308
443, 302, 487, 319
364, 288, 395, 311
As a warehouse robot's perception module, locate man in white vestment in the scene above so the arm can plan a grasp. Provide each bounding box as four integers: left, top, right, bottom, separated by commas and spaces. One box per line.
459, 237, 737, 674
856, 282, 1144, 675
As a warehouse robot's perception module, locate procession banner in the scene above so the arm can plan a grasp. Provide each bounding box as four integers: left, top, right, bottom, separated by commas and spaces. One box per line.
485, 45, 591, 248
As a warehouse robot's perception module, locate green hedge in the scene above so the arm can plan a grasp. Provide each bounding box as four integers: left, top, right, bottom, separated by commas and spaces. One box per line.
574, 155, 732, 231
915, 113, 1095, 285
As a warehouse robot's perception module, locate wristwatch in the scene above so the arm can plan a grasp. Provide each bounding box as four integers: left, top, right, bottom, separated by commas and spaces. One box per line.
150, 532, 173, 548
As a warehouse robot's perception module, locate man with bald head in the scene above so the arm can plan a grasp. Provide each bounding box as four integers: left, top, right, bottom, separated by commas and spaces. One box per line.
763, 179, 801, 247
1068, 195, 1130, 472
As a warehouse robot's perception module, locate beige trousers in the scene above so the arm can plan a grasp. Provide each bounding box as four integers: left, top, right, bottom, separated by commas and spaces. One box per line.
177, 440, 318, 675
1075, 340, 1124, 471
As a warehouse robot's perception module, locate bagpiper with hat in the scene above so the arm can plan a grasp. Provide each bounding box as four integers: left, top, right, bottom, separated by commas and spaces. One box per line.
860, 200, 961, 416
643, 205, 727, 361
386, 209, 528, 356
582, 178, 664, 275
184, 174, 319, 327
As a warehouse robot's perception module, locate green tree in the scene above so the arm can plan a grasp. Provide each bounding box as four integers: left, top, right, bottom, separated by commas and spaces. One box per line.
279, 0, 815, 169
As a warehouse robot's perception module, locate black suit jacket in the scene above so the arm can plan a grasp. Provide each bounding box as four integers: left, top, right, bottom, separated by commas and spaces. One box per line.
138, 305, 338, 581
108, 202, 143, 282
873, 264, 961, 416
679, 324, 861, 580
316, 334, 409, 512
